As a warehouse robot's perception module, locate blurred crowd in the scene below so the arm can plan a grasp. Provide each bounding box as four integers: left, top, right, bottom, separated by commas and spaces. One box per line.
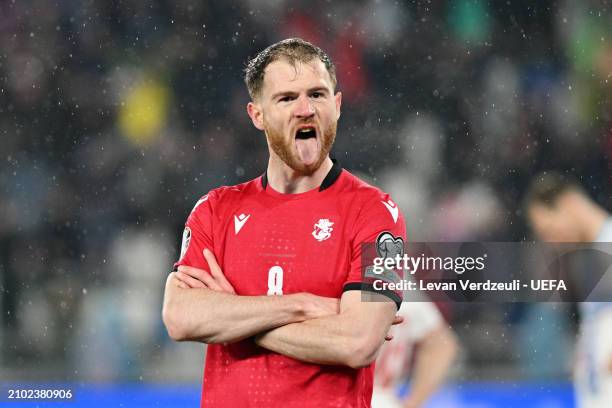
1, 0, 611, 383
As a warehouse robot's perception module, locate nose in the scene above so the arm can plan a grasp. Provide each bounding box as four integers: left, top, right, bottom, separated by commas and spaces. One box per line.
294, 94, 315, 119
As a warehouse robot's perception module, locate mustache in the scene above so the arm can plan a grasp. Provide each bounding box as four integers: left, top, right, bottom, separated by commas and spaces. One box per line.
293, 121, 318, 128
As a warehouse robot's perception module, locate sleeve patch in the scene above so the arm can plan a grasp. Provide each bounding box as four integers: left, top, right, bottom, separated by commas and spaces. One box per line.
179, 227, 191, 261
376, 231, 404, 259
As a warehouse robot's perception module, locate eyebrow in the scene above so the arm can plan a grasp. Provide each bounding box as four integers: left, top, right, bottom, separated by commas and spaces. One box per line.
270, 87, 330, 100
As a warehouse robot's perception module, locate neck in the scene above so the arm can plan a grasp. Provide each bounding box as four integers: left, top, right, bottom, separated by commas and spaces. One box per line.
266, 155, 333, 194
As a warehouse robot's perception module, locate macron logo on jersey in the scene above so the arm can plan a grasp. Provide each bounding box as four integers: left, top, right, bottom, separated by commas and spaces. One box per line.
234, 213, 251, 234
381, 199, 399, 224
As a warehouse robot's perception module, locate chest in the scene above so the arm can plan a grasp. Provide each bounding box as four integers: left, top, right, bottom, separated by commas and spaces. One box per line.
218, 199, 352, 297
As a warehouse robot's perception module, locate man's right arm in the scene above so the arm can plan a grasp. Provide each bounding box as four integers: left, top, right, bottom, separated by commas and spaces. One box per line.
162, 272, 338, 344
165, 192, 337, 344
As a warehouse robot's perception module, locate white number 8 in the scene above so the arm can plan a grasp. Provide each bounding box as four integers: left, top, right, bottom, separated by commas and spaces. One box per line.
267, 266, 283, 296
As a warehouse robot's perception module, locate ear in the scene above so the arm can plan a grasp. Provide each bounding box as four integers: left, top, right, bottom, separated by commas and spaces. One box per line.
247, 102, 265, 131
334, 91, 342, 120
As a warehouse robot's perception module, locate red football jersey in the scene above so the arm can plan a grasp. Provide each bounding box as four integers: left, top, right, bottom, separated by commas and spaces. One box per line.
174, 161, 406, 407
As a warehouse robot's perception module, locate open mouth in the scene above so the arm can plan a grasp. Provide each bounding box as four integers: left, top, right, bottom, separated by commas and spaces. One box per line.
295, 126, 317, 140
294, 125, 320, 165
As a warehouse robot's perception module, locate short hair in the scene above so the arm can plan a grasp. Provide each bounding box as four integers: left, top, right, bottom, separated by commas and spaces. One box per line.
244, 38, 337, 101
525, 171, 584, 208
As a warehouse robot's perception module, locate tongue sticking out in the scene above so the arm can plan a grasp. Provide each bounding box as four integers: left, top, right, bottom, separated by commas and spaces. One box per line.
295, 136, 320, 166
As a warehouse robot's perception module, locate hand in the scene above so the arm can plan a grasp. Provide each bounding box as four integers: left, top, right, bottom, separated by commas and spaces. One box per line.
175, 249, 236, 294
385, 314, 404, 341
295, 294, 403, 340
296, 294, 402, 340
253, 293, 339, 347
295, 292, 340, 320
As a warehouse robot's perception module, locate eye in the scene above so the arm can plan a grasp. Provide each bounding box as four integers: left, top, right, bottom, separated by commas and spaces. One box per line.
279, 96, 294, 102
311, 92, 322, 98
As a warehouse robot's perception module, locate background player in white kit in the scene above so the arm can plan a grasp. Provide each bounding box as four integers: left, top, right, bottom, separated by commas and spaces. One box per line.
372, 301, 457, 408
527, 172, 612, 408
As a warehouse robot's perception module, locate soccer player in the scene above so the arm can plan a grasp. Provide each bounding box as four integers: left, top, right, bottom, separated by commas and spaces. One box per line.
372, 302, 457, 408
162, 38, 407, 407
526, 172, 612, 408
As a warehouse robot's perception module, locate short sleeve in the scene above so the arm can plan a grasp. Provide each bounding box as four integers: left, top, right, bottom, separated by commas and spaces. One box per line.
173, 193, 214, 272
343, 193, 407, 309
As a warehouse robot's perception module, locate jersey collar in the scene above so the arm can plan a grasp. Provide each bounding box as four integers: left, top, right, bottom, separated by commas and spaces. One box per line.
261, 159, 342, 192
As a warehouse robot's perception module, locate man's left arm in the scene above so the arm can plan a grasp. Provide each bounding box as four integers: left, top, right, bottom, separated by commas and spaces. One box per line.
254, 290, 397, 369
254, 192, 406, 368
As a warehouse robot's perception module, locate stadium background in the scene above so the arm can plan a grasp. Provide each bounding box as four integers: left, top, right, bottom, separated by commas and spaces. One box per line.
1, 0, 611, 406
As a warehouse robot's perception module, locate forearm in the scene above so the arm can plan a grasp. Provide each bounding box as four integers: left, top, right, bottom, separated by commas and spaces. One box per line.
405, 328, 457, 407
255, 315, 358, 366
255, 299, 396, 368
163, 273, 309, 344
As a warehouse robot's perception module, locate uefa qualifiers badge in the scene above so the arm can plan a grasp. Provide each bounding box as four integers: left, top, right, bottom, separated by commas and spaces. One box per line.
364, 231, 404, 284
179, 227, 191, 261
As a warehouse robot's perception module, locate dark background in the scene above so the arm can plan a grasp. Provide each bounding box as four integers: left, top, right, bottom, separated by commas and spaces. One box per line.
1, 0, 610, 385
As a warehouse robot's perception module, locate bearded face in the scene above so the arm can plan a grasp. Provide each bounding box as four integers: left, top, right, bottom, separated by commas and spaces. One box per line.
247, 58, 342, 175
264, 117, 336, 175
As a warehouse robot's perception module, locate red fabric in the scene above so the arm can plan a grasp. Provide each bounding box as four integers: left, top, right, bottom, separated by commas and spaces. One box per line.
174, 169, 406, 407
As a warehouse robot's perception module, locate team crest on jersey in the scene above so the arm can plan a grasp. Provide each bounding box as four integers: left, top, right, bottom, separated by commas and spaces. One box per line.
312, 218, 334, 242
179, 227, 191, 260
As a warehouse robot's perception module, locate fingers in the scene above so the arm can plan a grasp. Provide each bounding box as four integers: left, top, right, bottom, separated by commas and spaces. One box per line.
324, 297, 340, 314
175, 276, 189, 289
198, 270, 223, 291
177, 265, 223, 291
175, 271, 206, 289
385, 314, 403, 341
170, 272, 190, 289
203, 249, 236, 294
175, 249, 235, 294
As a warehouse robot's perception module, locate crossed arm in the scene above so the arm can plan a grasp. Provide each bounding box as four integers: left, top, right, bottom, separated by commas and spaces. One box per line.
162, 249, 400, 368
252, 290, 396, 368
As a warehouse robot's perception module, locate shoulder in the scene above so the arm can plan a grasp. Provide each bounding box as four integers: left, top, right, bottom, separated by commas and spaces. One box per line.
339, 170, 402, 223
340, 170, 395, 201
188, 176, 263, 217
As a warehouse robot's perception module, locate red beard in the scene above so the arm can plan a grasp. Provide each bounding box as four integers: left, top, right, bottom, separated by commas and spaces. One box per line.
264, 121, 336, 175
